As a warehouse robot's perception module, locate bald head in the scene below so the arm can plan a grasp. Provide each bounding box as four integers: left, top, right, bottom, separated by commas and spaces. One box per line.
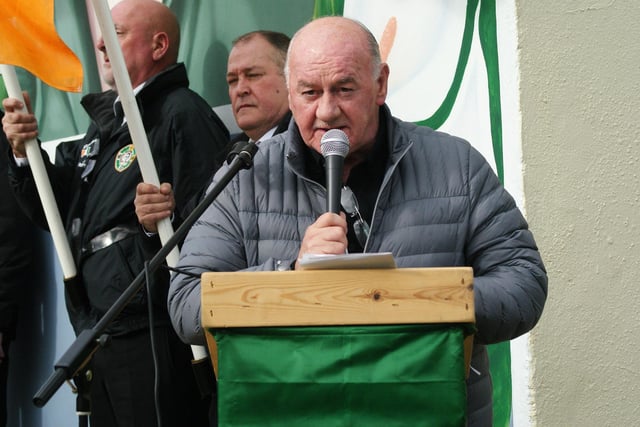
143, 0, 181, 62
99, 0, 180, 88
285, 16, 382, 85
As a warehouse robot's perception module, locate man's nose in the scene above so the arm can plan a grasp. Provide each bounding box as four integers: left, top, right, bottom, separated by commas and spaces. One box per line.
236, 76, 251, 95
316, 93, 340, 122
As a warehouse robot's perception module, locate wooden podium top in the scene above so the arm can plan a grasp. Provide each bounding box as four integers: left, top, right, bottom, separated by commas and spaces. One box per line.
202, 267, 474, 328
201, 267, 475, 378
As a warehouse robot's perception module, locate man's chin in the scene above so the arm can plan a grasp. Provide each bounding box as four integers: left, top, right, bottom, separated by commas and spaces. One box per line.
99, 64, 113, 83
235, 114, 258, 131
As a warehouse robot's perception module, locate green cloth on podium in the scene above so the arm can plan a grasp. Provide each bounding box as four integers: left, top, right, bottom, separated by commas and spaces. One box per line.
213, 324, 470, 426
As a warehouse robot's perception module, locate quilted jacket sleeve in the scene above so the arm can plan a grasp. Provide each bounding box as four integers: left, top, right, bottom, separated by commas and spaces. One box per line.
168, 163, 285, 345
465, 145, 548, 345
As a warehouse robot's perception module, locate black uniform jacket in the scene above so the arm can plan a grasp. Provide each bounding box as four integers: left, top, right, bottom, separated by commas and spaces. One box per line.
0, 111, 35, 341
7, 64, 229, 335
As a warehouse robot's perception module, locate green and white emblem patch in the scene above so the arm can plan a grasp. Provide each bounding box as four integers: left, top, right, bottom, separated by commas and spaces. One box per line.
114, 144, 137, 172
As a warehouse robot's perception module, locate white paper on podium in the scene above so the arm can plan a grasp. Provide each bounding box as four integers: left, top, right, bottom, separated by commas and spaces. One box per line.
298, 252, 397, 270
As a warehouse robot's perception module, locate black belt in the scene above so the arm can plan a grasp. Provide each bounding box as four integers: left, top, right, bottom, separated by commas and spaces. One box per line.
82, 226, 138, 255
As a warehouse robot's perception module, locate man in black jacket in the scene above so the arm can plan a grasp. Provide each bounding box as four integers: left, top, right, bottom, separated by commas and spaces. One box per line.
0, 110, 35, 427
1, 1, 228, 425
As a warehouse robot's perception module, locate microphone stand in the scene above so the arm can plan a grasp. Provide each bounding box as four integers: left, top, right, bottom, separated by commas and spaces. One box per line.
32, 141, 259, 408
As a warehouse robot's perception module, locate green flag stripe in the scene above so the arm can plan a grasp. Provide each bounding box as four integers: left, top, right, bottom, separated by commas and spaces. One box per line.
479, 0, 505, 182
0, 78, 7, 102
414, 0, 480, 130
313, 0, 344, 18
478, 2, 511, 425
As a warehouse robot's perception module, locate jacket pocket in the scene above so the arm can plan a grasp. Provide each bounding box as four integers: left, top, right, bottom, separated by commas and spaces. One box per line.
81, 234, 147, 317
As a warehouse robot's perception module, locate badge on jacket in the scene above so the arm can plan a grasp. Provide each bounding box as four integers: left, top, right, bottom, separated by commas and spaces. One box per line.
114, 144, 137, 172
79, 138, 100, 180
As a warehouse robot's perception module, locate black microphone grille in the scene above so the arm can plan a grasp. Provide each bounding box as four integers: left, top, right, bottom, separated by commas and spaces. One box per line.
320, 129, 350, 158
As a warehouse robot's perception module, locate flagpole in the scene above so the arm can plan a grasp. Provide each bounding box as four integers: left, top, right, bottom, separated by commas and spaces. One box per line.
90, 0, 207, 360
0, 64, 77, 281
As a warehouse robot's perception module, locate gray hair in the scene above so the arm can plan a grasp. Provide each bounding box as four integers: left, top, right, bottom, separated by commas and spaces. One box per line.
232, 30, 291, 71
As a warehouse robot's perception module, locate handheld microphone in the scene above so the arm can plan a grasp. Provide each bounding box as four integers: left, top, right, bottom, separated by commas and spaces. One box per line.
320, 129, 350, 213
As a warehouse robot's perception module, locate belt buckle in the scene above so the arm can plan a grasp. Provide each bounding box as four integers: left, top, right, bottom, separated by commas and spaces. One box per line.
84, 226, 136, 254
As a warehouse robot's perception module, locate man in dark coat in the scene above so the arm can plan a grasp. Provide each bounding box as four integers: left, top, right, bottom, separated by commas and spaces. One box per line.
1, 1, 228, 425
0, 110, 35, 427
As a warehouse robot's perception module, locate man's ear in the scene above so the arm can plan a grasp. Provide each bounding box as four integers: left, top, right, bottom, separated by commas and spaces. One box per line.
376, 63, 390, 106
151, 32, 169, 61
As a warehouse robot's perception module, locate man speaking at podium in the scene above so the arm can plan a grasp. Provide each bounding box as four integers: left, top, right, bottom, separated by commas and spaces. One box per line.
168, 16, 548, 426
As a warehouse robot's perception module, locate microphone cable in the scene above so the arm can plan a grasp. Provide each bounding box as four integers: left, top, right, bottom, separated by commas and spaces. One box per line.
144, 260, 163, 427
164, 264, 201, 279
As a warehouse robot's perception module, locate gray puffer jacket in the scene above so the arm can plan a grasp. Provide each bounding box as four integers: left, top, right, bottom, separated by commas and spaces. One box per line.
169, 106, 548, 425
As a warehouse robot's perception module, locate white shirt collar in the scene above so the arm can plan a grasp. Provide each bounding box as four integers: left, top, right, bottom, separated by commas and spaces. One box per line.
113, 82, 146, 125
252, 126, 278, 144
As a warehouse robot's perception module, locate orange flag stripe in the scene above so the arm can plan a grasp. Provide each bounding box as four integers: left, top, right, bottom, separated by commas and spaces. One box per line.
0, 0, 83, 92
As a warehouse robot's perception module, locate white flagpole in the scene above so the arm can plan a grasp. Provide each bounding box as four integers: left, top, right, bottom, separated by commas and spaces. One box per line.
0, 64, 77, 281
90, 0, 207, 360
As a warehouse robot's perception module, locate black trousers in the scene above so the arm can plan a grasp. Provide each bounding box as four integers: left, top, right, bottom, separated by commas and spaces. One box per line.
88, 326, 210, 427
0, 339, 9, 427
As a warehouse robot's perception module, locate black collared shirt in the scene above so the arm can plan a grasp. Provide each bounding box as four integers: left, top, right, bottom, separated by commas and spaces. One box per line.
303, 111, 389, 252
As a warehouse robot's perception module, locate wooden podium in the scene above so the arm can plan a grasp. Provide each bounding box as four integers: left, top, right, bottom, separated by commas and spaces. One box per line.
202, 267, 474, 426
